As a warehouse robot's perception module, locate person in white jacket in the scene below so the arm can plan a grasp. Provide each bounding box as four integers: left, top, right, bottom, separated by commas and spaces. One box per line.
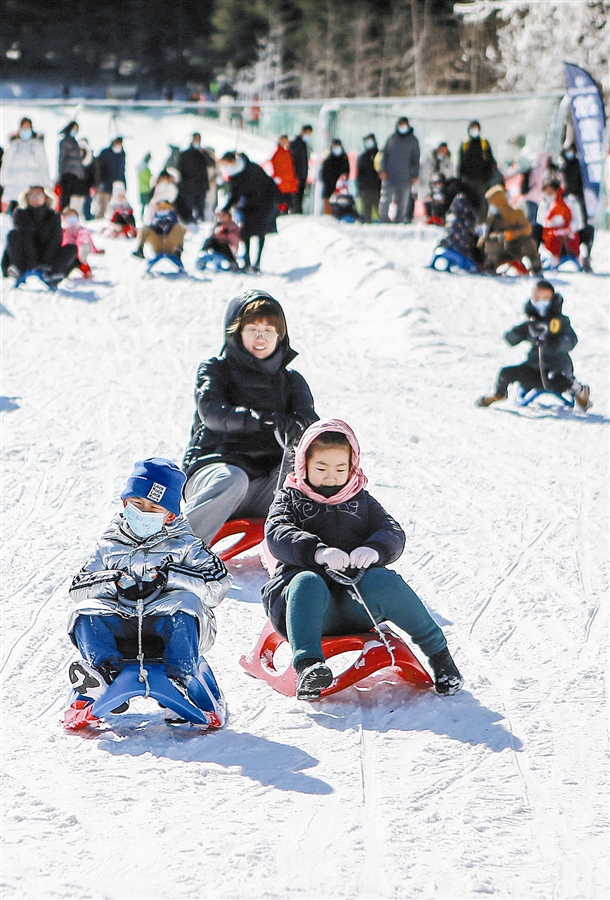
67, 458, 231, 708
1, 117, 51, 211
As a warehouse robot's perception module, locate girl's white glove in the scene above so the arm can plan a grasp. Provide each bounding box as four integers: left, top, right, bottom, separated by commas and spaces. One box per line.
349, 546, 379, 569
315, 547, 350, 571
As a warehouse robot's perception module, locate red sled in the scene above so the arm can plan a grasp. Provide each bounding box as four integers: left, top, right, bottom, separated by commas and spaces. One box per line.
239, 619, 433, 698
210, 518, 265, 562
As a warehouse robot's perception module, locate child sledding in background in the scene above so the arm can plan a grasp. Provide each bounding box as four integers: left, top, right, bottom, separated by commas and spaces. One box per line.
198, 208, 241, 271
61, 207, 103, 279
476, 280, 590, 410
437, 179, 483, 267
67, 458, 231, 719
329, 174, 360, 223
535, 179, 583, 268
105, 181, 137, 237
262, 419, 463, 700
132, 199, 186, 263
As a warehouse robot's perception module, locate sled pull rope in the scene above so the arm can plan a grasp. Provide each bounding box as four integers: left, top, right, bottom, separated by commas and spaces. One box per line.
325, 567, 396, 667
136, 597, 151, 696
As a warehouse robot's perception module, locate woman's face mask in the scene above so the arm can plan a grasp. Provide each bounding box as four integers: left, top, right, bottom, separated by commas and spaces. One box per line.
332, 145, 343, 156
364, 139, 375, 150
19, 127, 33, 140
397, 125, 410, 134
123, 502, 166, 538
469, 128, 480, 139
112, 144, 122, 154
70, 127, 78, 138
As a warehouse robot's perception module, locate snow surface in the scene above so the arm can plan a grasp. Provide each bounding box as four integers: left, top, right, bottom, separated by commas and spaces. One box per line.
1, 126, 609, 900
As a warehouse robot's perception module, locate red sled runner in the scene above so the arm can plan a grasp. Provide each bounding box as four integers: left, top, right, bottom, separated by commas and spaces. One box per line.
210, 517, 265, 561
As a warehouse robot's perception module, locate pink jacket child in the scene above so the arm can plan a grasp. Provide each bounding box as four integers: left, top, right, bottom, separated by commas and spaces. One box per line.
61, 208, 103, 278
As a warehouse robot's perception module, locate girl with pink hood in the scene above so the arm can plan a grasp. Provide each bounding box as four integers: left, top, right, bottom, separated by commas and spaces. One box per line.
262, 420, 463, 700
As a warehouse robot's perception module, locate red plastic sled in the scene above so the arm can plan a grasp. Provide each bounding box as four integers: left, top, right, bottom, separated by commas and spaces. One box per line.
239, 619, 433, 698
210, 518, 265, 561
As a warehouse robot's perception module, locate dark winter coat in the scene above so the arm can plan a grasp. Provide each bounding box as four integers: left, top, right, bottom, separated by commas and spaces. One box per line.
178, 147, 211, 191
183, 291, 318, 481
356, 147, 381, 194
321, 152, 350, 199
289, 135, 310, 182
560, 154, 585, 204
58, 134, 85, 180
97, 146, 126, 193
9, 204, 63, 268
381, 130, 420, 185
440, 191, 478, 260
505, 293, 577, 375
261, 487, 405, 635
458, 137, 496, 187
222, 156, 280, 240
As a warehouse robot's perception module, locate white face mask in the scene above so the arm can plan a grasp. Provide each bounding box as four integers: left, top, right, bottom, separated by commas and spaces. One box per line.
19, 128, 33, 140
123, 502, 166, 538
331, 146, 343, 156
70, 128, 78, 138
364, 139, 375, 150
397, 125, 409, 134
469, 128, 480, 139
532, 299, 551, 317
64, 215, 79, 226
301, 132, 310, 143
192, 141, 201, 149
112, 144, 122, 154
565, 151, 575, 160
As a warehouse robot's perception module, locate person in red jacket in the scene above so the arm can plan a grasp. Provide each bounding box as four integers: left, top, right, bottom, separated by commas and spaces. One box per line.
270, 135, 299, 213
537, 180, 580, 263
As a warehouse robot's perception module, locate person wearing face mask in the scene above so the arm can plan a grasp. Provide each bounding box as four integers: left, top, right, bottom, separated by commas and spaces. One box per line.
320, 140, 350, 215
219, 151, 280, 272
476, 280, 590, 410
379, 117, 420, 224
57, 121, 85, 212
66, 458, 231, 720
457, 120, 497, 221
61, 206, 101, 278
1, 185, 78, 284
478, 183, 542, 274
356, 134, 381, 223
289, 125, 313, 214
1, 117, 51, 215
177, 133, 214, 223
94, 137, 126, 218
420, 142, 455, 223
182, 290, 318, 545
559, 144, 594, 272
535, 179, 583, 268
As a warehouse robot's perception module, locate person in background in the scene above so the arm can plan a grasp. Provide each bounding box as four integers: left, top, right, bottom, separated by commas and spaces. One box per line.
270, 135, 299, 214
143, 169, 180, 225
219, 151, 280, 273
321, 140, 350, 216
79, 138, 97, 221
458, 120, 497, 221
1, 117, 50, 215
57, 121, 85, 212
1, 185, 78, 284
137, 153, 153, 220
356, 134, 381, 224
132, 199, 185, 262
198, 208, 241, 271
105, 182, 137, 237
95, 137, 126, 219
436, 179, 482, 267
559, 143, 594, 272
178, 133, 213, 223
289, 125, 313, 214
61, 206, 102, 278
478, 183, 542, 274
421, 142, 455, 223
379, 117, 420, 224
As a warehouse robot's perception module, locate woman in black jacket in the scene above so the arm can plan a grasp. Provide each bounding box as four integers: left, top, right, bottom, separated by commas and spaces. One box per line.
58, 121, 85, 211
261, 420, 463, 699
182, 290, 318, 544
219, 152, 280, 273
321, 140, 350, 215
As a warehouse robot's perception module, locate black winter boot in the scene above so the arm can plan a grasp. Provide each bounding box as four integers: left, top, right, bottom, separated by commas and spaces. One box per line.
295, 658, 333, 701
428, 648, 464, 695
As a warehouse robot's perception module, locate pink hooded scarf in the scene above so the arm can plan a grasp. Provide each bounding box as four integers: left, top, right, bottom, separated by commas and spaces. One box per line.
283, 419, 368, 505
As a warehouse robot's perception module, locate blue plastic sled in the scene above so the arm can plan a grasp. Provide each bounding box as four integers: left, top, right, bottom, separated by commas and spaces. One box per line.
542, 255, 583, 273
146, 253, 186, 275
14, 269, 57, 292
428, 248, 479, 274
197, 251, 236, 272
515, 387, 574, 408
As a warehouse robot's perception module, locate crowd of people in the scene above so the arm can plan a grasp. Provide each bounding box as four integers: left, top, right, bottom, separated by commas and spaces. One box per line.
0, 113, 598, 284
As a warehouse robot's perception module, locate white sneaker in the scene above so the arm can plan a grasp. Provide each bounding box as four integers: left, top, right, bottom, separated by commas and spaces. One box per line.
69, 660, 110, 702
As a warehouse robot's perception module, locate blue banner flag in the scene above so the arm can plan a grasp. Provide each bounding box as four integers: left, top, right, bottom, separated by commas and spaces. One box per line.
564, 63, 606, 219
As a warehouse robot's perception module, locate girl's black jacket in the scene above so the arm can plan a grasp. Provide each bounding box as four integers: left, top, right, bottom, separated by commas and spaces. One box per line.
261, 487, 405, 635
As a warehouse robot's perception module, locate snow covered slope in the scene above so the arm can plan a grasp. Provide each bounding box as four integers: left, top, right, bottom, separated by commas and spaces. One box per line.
1, 213, 608, 900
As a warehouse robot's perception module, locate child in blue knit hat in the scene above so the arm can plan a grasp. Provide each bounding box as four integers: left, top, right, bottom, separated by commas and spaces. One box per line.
67, 458, 231, 718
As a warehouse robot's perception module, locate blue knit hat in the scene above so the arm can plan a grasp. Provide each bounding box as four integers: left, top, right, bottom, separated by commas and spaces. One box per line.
120, 458, 186, 516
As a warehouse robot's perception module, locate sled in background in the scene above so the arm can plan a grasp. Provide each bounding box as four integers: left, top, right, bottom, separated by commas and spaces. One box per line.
240, 620, 433, 699
428, 247, 479, 274
515, 387, 575, 408
197, 251, 237, 272
14, 269, 58, 292
146, 253, 186, 275
210, 518, 265, 562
